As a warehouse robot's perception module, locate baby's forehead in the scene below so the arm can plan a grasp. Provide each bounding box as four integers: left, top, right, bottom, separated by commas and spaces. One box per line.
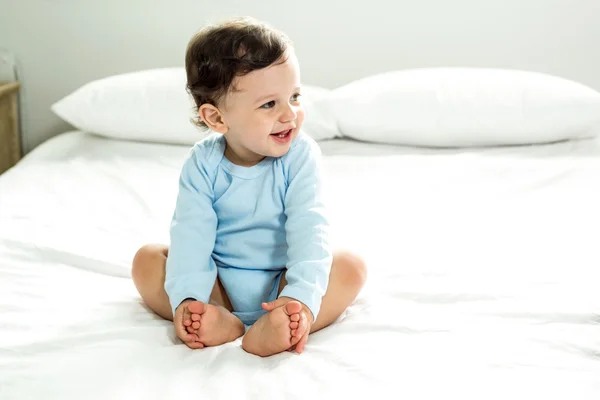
235, 65, 287, 89
227, 81, 268, 103
232, 67, 298, 97
231, 79, 265, 95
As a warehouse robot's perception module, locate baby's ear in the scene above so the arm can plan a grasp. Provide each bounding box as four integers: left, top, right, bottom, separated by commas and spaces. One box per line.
199, 104, 227, 133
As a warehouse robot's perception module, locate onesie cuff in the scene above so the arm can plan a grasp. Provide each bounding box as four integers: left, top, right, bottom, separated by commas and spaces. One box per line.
167, 292, 204, 317
165, 278, 211, 316
278, 285, 323, 322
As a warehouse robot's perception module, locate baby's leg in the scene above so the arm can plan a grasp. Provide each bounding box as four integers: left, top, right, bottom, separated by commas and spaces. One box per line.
131, 244, 232, 320
242, 251, 366, 356
131, 244, 244, 347
289, 251, 367, 334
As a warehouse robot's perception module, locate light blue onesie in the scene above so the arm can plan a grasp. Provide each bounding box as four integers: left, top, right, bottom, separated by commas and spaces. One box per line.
164, 132, 332, 326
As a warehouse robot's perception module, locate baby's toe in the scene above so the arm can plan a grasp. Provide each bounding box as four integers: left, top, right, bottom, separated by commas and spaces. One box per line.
183, 319, 192, 326
290, 314, 300, 322
192, 321, 200, 329
186, 326, 195, 334
188, 301, 205, 315
290, 321, 299, 329
284, 301, 302, 316
191, 314, 201, 322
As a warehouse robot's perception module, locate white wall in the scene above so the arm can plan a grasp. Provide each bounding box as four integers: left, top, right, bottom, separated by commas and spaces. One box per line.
1, 0, 599, 153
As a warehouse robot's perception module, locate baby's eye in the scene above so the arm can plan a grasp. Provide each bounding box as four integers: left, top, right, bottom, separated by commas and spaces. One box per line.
291, 93, 301, 102
260, 101, 276, 109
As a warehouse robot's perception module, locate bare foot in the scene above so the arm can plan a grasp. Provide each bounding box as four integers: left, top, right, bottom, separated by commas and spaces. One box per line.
241, 301, 306, 357
182, 301, 245, 347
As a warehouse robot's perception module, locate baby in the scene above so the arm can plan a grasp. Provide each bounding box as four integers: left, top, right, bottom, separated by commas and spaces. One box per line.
132, 17, 366, 357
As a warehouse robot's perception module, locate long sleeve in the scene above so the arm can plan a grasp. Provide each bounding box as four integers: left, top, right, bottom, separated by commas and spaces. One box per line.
164, 146, 218, 316
279, 137, 333, 321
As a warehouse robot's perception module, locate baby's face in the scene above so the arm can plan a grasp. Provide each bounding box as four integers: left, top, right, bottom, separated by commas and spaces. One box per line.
220, 49, 305, 166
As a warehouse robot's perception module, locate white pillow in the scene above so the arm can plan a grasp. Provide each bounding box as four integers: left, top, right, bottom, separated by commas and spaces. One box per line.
298, 85, 340, 141
51, 67, 337, 145
329, 68, 600, 147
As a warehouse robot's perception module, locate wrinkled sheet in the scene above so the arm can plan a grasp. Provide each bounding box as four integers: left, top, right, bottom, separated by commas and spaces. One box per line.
1, 131, 599, 399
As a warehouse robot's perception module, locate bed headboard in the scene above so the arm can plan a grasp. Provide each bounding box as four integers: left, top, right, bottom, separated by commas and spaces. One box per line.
1, 0, 599, 154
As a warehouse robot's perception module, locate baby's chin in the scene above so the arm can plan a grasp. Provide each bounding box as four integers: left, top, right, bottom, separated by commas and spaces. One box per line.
266, 145, 292, 159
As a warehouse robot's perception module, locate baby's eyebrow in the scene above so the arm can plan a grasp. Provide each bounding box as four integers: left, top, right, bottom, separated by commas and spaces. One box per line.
255, 93, 277, 104
254, 87, 302, 104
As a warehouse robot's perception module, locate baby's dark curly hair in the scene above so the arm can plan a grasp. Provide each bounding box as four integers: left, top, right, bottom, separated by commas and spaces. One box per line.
185, 17, 293, 129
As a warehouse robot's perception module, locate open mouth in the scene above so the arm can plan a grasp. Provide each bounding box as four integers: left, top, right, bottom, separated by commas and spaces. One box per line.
270, 129, 291, 138
270, 129, 292, 143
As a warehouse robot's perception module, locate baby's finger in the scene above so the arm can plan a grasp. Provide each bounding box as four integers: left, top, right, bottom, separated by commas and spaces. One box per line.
296, 331, 309, 354
176, 326, 198, 344
262, 296, 289, 311
175, 310, 198, 343
186, 341, 205, 350
182, 305, 192, 324
295, 312, 309, 338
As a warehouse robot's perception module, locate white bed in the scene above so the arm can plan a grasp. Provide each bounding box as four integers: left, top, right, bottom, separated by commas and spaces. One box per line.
1, 130, 599, 399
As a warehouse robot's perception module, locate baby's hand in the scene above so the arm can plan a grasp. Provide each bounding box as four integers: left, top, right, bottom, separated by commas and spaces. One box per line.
174, 299, 204, 349
262, 296, 312, 353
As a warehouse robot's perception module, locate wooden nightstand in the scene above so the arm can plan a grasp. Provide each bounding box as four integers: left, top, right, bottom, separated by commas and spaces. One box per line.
0, 81, 21, 175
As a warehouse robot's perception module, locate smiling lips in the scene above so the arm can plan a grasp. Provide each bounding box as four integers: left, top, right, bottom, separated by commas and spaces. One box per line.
270, 129, 292, 144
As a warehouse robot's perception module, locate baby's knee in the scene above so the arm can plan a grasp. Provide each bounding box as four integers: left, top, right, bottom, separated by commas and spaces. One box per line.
333, 251, 367, 288
131, 244, 168, 281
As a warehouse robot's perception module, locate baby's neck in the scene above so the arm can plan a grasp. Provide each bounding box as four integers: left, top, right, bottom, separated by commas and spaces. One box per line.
224, 142, 265, 167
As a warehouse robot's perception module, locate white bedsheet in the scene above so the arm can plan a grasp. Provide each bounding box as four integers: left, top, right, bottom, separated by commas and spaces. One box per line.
1, 131, 599, 399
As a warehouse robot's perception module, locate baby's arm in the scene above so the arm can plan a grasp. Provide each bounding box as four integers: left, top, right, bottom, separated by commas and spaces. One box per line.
279, 136, 333, 322
164, 146, 218, 317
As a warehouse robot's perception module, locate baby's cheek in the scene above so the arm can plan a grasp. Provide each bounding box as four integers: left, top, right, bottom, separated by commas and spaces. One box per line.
295, 108, 305, 128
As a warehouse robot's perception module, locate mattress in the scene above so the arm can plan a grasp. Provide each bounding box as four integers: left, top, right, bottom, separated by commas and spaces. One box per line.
1, 131, 599, 399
